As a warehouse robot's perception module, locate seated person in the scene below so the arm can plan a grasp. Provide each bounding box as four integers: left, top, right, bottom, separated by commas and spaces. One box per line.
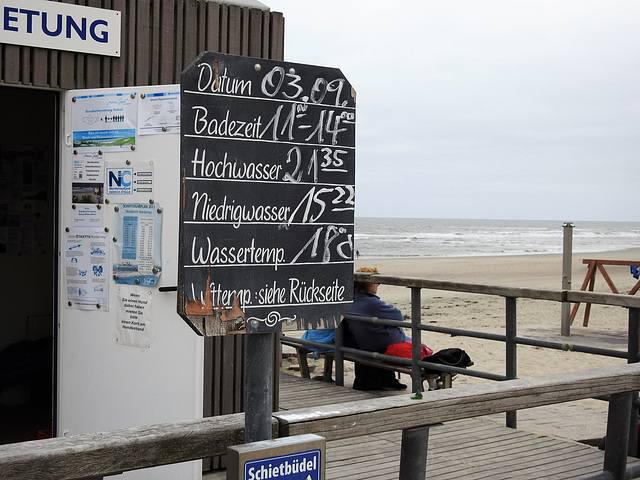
345, 267, 472, 391
344, 267, 415, 391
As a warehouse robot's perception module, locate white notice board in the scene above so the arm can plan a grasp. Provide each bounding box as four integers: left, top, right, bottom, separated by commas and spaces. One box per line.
58, 86, 203, 480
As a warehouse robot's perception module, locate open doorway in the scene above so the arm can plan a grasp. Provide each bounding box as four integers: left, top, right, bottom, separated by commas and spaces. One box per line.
0, 86, 58, 444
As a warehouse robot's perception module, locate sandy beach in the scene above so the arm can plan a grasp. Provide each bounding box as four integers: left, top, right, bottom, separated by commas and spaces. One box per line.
282, 247, 640, 441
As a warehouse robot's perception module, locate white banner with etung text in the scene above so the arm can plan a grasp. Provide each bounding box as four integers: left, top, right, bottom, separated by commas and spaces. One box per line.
0, 0, 121, 56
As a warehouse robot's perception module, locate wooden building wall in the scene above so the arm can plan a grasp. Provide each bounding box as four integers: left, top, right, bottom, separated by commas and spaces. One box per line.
0, 0, 285, 464
0, 0, 284, 90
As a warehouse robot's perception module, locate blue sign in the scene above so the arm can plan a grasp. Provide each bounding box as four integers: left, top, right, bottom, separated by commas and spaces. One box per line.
244, 449, 321, 480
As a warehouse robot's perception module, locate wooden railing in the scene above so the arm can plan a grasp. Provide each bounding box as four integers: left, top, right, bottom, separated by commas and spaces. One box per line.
3, 274, 640, 479
0, 364, 639, 480
353, 272, 640, 371
281, 271, 640, 478
286, 272, 640, 400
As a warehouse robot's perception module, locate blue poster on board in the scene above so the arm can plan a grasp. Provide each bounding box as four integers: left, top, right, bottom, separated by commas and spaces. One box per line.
112, 203, 162, 286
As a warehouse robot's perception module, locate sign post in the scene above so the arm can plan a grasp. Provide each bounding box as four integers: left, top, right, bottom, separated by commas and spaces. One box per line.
244, 332, 274, 442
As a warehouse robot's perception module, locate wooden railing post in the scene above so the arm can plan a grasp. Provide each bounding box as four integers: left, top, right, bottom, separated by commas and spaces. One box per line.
410, 287, 423, 392
399, 425, 431, 480
561, 222, 573, 336
505, 296, 517, 429
603, 392, 633, 479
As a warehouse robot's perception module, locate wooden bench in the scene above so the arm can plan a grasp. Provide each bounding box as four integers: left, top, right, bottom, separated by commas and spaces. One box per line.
282, 339, 335, 381
281, 338, 452, 390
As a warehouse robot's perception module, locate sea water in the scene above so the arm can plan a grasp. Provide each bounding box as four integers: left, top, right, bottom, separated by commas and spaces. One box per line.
354, 218, 640, 258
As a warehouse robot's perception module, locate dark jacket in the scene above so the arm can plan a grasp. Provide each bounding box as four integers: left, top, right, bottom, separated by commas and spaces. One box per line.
344, 291, 408, 352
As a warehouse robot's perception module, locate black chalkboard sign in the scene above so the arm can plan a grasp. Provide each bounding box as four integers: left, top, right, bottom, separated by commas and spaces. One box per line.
178, 52, 356, 336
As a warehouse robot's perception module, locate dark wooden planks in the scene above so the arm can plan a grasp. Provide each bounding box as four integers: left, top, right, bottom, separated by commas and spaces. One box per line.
278, 371, 401, 411
319, 420, 636, 480
0, 1, 285, 89
164, 370, 640, 480
426, 420, 609, 480
273, 372, 640, 479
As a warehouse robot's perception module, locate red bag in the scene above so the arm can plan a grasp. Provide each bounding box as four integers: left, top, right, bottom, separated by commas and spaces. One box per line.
385, 340, 433, 360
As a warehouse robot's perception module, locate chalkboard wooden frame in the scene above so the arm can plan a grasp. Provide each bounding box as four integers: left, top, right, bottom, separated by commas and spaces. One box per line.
178, 52, 356, 336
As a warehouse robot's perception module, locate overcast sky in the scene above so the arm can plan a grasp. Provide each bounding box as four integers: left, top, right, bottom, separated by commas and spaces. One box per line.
265, 1, 640, 222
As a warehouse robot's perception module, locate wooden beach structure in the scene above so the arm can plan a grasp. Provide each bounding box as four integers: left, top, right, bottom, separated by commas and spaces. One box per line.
571, 259, 640, 326
1, 364, 639, 480
2, 272, 640, 479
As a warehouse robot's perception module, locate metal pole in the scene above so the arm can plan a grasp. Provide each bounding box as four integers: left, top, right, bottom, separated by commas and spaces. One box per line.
561, 222, 574, 336
244, 332, 273, 443
335, 321, 345, 387
411, 287, 423, 392
505, 296, 517, 429
399, 425, 430, 480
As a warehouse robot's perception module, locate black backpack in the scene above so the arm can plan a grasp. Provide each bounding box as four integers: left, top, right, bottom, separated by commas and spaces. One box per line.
423, 348, 473, 374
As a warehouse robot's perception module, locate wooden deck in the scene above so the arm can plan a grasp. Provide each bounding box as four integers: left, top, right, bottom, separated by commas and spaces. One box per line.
205, 373, 640, 479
